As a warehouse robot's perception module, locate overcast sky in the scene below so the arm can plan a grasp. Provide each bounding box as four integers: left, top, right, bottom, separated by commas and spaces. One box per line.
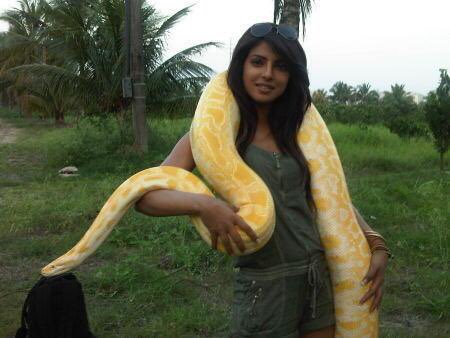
1, 0, 449, 94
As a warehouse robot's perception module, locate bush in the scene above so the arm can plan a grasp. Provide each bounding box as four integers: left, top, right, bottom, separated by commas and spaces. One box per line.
383, 115, 429, 139
327, 103, 384, 126
21, 116, 125, 167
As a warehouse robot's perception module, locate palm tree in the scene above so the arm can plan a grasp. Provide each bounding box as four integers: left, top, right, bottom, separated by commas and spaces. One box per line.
329, 81, 354, 105
312, 88, 328, 105
424, 69, 450, 170
1, 0, 219, 125
385, 84, 418, 106
0, 0, 48, 114
274, 0, 314, 38
382, 84, 421, 137
0, 0, 48, 68
354, 83, 379, 105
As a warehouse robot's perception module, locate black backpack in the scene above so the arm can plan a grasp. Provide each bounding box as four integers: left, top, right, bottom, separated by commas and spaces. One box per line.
15, 273, 95, 338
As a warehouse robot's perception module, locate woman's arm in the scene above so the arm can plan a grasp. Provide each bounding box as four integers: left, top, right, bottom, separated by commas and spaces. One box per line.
352, 204, 390, 312
135, 132, 199, 216
134, 132, 257, 254
135, 189, 209, 217
352, 204, 372, 232
353, 204, 391, 256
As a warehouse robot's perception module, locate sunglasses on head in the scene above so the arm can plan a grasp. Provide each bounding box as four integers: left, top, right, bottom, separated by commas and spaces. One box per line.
250, 23, 298, 41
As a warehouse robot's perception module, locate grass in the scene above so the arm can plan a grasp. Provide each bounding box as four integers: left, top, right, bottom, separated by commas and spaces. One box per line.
0, 108, 449, 337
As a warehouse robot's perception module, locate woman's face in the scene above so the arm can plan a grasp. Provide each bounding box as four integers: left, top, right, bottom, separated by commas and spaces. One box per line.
242, 41, 290, 107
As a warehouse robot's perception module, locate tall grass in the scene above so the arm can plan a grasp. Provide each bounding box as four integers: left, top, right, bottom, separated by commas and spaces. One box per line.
329, 124, 438, 174
0, 112, 448, 337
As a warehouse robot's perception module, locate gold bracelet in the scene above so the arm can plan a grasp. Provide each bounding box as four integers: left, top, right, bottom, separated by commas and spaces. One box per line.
364, 230, 394, 259
370, 244, 388, 252
372, 247, 394, 259
364, 230, 386, 242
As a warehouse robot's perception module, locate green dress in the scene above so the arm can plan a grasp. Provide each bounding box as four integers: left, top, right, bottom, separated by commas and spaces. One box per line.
231, 143, 335, 338
236, 143, 325, 268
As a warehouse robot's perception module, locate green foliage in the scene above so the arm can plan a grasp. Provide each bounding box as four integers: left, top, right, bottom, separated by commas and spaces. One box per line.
381, 84, 427, 138
1, 114, 448, 336
329, 123, 436, 175
354, 83, 379, 105
11, 115, 192, 174
424, 69, 450, 170
0, 0, 218, 123
326, 103, 384, 126
315, 81, 431, 142
329, 81, 354, 105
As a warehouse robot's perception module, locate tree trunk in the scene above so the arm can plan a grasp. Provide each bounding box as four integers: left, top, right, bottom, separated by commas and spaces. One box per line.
55, 111, 65, 127
129, 0, 148, 153
279, 0, 300, 36
0, 90, 8, 108
43, 45, 48, 64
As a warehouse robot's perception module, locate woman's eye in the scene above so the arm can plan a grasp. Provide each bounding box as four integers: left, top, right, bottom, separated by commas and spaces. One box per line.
251, 58, 263, 66
276, 63, 288, 71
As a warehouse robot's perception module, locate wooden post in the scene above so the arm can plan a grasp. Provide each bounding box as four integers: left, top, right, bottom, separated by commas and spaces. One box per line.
129, 0, 148, 152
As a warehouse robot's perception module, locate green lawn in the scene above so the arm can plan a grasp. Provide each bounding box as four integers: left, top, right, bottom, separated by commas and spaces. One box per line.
0, 109, 448, 337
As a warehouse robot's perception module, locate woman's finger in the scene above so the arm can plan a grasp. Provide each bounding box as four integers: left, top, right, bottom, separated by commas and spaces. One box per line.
370, 287, 383, 312
228, 226, 245, 253
219, 232, 234, 255
360, 272, 384, 304
360, 286, 376, 305
211, 233, 218, 250
362, 264, 378, 286
370, 274, 385, 292
234, 215, 258, 242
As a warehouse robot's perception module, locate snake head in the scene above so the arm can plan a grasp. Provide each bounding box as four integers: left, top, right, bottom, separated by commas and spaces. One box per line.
41, 257, 74, 277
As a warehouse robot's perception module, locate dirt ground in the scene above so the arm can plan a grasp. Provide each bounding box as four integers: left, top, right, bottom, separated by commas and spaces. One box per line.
0, 118, 20, 144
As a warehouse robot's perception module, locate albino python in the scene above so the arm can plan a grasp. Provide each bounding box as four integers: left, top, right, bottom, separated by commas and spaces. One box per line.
41, 72, 378, 337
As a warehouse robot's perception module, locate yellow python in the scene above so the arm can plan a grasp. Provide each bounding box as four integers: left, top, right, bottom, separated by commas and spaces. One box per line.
41, 72, 378, 337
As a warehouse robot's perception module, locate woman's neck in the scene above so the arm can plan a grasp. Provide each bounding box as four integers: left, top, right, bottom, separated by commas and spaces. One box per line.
253, 104, 274, 144
255, 103, 271, 126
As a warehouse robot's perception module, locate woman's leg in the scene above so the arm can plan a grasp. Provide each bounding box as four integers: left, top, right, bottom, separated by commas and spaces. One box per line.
299, 324, 335, 338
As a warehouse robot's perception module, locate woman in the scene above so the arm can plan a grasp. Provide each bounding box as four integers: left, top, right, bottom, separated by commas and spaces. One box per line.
136, 23, 390, 338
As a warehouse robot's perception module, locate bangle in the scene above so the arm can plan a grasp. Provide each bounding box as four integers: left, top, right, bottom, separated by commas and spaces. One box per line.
363, 230, 394, 259
372, 247, 395, 259
364, 230, 386, 241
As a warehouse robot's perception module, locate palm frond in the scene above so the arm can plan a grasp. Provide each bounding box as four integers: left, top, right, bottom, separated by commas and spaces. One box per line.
5, 63, 95, 107
153, 6, 192, 40
299, 0, 314, 37
159, 42, 222, 68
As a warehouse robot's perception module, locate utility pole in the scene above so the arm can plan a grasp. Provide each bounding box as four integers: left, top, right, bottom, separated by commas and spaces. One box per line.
125, 0, 148, 153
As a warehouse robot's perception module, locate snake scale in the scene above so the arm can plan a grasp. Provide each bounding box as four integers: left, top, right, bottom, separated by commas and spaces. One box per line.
41, 72, 378, 337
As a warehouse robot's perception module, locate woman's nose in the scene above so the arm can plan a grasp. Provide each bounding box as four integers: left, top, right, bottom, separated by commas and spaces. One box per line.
262, 64, 274, 79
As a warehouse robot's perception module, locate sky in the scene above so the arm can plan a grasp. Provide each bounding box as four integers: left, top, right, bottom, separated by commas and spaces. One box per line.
0, 0, 449, 95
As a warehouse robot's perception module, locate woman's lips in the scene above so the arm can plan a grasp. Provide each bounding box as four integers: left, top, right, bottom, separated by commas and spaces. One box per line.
256, 84, 274, 94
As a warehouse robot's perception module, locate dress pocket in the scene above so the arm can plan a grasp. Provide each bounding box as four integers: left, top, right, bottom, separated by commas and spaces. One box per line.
232, 269, 285, 334
316, 265, 334, 307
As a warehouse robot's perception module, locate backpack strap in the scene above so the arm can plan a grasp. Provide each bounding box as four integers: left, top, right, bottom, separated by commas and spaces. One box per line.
15, 292, 29, 338
15, 276, 47, 338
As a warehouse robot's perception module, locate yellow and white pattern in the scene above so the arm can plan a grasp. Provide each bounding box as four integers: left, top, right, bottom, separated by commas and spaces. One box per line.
41, 72, 378, 337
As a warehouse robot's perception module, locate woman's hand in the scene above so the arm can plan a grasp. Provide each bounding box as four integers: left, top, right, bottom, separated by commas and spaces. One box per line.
359, 250, 389, 312
197, 195, 258, 255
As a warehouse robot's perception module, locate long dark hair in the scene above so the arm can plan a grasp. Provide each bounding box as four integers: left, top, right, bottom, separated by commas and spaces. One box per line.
227, 24, 315, 213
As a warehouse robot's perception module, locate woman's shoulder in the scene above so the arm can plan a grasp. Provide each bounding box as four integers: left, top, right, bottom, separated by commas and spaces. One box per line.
160, 132, 196, 172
